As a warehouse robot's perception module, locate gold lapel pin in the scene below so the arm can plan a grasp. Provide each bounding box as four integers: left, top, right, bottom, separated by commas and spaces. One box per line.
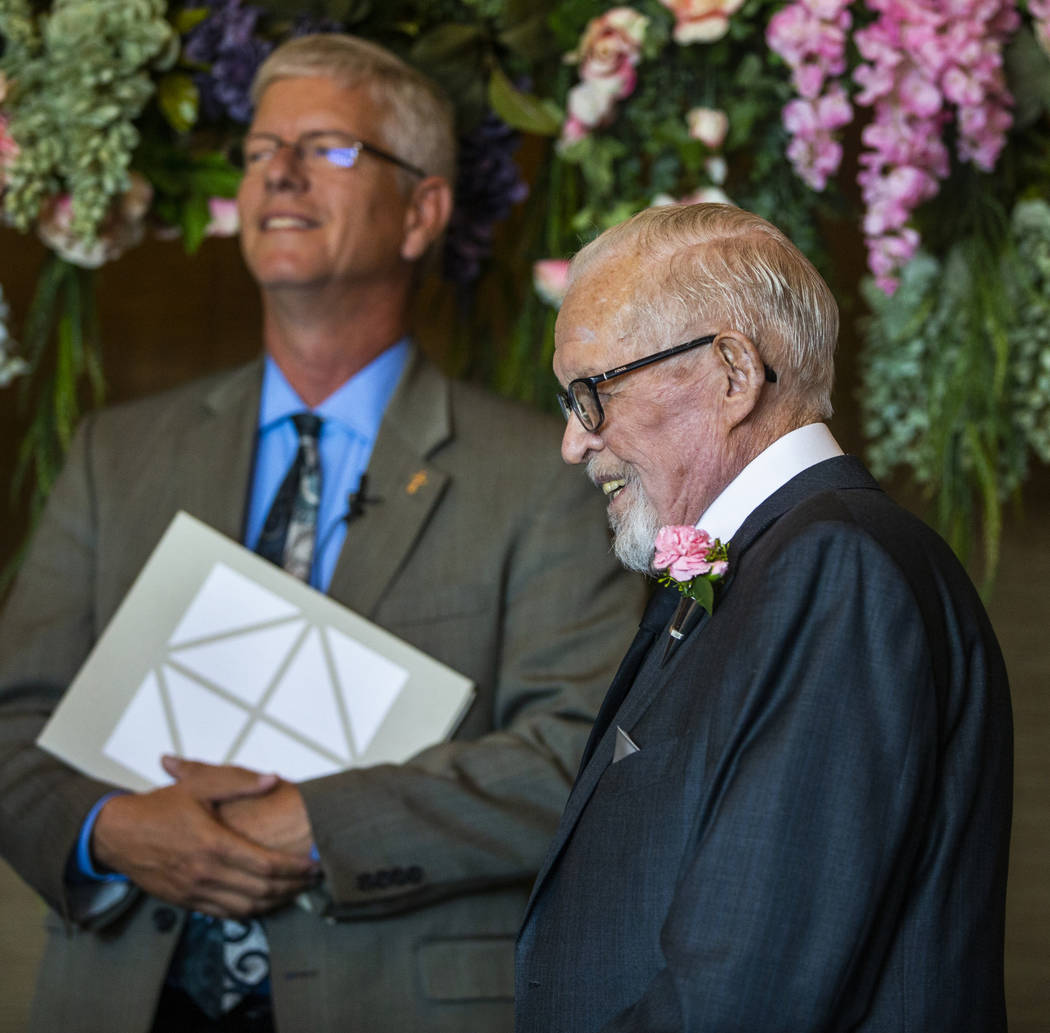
406, 470, 428, 496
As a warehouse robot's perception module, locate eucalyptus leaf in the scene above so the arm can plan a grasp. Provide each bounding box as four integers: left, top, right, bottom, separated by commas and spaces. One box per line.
181, 192, 212, 254
156, 73, 199, 134
488, 64, 561, 135
188, 162, 242, 198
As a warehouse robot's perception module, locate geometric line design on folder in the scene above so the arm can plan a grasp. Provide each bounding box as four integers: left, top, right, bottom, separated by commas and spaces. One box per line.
100, 561, 411, 785
169, 619, 306, 706
326, 626, 407, 755
231, 720, 344, 782
265, 626, 350, 762
102, 669, 176, 786
165, 665, 250, 764
169, 562, 300, 646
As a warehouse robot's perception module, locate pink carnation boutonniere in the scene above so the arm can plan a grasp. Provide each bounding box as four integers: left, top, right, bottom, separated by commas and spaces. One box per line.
652, 525, 728, 659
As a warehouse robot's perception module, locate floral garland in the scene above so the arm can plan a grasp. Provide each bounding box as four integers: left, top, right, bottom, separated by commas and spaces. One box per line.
2, 0, 1050, 581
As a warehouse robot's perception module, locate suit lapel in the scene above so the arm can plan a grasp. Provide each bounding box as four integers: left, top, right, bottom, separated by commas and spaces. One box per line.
521, 588, 682, 929
576, 587, 680, 773
327, 349, 452, 616
180, 362, 263, 541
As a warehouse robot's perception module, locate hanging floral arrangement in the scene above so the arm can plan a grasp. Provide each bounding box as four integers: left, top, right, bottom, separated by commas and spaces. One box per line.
2, 0, 1050, 582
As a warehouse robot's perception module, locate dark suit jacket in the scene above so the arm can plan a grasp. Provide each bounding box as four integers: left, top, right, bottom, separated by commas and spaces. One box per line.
516, 455, 1012, 1033
0, 348, 646, 1033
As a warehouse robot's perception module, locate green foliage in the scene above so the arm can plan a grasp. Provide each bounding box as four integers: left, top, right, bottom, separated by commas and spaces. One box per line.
3, 0, 1050, 587
156, 72, 199, 134
488, 63, 561, 135
134, 135, 241, 252
11, 254, 103, 532
860, 198, 1050, 583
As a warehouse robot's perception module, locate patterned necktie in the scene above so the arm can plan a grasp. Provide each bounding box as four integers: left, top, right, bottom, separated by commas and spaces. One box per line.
175, 413, 323, 1018
256, 412, 324, 581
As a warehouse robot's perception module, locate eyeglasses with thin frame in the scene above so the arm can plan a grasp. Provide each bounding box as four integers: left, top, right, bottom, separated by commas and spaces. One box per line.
556, 334, 778, 433
235, 130, 426, 179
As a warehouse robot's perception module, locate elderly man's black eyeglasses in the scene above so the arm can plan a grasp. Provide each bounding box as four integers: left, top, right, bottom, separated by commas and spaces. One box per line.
234, 130, 426, 179
556, 334, 778, 433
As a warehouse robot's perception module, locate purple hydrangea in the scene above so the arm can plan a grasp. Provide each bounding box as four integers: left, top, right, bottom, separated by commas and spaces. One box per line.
444, 113, 529, 286
183, 0, 273, 125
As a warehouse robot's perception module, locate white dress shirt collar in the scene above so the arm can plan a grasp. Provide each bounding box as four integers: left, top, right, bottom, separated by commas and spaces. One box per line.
696, 423, 843, 542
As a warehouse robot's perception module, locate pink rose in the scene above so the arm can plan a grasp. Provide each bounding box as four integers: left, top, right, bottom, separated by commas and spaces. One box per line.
533, 259, 572, 308
561, 7, 648, 142
571, 7, 648, 84
686, 107, 729, 149
653, 525, 719, 581
659, 0, 746, 45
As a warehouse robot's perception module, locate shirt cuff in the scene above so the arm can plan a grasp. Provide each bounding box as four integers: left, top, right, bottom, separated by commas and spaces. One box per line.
74, 790, 130, 883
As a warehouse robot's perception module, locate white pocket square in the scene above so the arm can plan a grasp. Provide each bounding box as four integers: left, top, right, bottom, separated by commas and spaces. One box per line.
613, 726, 640, 763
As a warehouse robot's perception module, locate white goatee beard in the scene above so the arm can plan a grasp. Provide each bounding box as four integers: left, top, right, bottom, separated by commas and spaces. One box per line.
608, 479, 663, 574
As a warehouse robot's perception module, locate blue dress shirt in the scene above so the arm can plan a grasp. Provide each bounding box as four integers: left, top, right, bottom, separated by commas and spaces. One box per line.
245, 340, 410, 592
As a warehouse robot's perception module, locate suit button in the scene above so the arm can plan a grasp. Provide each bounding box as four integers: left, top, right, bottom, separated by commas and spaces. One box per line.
406, 865, 423, 884
152, 907, 177, 932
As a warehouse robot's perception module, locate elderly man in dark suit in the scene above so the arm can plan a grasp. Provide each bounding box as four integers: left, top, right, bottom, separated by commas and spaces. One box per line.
515, 203, 1012, 1033
0, 33, 644, 1033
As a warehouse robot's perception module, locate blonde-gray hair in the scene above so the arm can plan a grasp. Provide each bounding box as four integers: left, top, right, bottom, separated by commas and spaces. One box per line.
251, 34, 456, 188
571, 204, 838, 418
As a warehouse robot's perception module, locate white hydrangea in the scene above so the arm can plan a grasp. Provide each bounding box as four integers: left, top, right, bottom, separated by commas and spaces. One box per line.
0, 283, 29, 387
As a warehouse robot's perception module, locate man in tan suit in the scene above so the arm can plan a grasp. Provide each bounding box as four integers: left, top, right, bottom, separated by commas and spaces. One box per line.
0, 34, 643, 1033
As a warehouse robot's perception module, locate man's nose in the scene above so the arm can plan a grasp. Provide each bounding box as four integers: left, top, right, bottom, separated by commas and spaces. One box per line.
561, 417, 603, 465
264, 145, 308, 190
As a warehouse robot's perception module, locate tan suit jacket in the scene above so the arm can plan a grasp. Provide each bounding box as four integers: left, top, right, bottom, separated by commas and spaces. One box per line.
0, 348, 645, 1033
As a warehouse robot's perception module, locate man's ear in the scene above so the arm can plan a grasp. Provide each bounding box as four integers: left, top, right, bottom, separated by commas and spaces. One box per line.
400, 176, 453, 262
714, 331, 766, 425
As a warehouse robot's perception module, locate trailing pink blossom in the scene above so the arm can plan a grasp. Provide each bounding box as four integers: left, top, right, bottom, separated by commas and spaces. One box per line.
852, 0, 1020, 292
767, 0, 854, 191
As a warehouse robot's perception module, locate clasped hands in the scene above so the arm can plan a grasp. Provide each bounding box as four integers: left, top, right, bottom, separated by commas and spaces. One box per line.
91, 756, 321, 919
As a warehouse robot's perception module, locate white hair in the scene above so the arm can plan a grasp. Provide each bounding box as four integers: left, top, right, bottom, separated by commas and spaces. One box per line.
252, 34, 456, 189
570, 203, 838, 418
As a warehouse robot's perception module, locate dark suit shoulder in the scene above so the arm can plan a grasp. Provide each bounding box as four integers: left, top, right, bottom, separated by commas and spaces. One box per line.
764, 479, 981, 608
